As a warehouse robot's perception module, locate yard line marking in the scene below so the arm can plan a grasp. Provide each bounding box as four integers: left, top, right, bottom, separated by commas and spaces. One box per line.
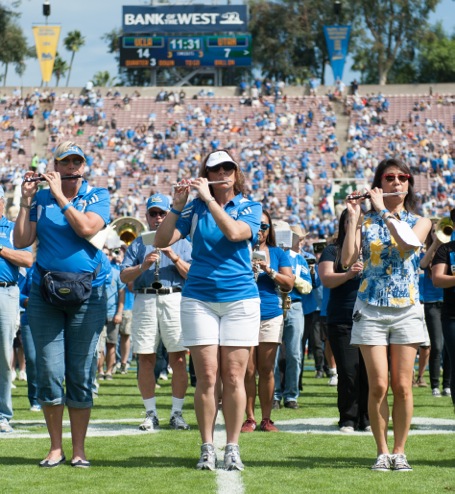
214, 410, 245, 494
3, 417, 455, 439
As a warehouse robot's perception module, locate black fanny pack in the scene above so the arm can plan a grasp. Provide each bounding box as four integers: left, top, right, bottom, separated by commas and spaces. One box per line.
37, 263, 101, 307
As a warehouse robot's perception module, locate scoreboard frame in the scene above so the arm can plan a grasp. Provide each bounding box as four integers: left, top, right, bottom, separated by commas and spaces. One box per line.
120, 34, 252, 68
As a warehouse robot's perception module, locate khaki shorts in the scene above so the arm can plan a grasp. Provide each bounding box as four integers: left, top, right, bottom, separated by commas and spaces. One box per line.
259, 315, 284, 344
120, 310, 132, 336
351, 298, 426, 346
132, 292, 185, 354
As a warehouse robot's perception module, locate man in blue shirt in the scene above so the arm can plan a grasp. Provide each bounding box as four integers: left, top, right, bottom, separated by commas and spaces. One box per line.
121, 193, 192, 431
0, 186, 33, 433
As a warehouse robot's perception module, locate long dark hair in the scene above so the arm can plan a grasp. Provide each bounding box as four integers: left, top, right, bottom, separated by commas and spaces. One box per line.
334, 209, 349, 271
199, 148, 246, 196
262, 209, 276, 247
371, 158, 417, 212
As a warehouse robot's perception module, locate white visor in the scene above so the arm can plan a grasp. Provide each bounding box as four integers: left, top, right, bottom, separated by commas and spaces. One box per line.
205, 151, 238, 168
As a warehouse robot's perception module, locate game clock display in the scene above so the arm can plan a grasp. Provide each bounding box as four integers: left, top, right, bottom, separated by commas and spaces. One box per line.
120, 34, 252, 68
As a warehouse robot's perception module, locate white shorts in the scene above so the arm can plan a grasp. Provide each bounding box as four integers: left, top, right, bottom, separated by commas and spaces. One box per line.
259, 315, 284, 344
181, 297, 260, 347
132, 292, 186, 354
351, 298, 426, 346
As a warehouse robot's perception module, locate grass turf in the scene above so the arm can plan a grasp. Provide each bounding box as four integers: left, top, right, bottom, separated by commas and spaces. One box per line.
2, 365, 455, 494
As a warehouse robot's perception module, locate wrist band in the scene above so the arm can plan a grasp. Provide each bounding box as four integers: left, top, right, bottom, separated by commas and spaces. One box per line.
379, 209, 388, 218
170, 207, 182, 216
206, 197, 216, 204
61, 202, 73, 214
20, 201, 31, 209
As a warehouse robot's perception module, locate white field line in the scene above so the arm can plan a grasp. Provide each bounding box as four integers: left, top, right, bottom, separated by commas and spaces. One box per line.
214, 410, 245, 494
3, 417, 455, 440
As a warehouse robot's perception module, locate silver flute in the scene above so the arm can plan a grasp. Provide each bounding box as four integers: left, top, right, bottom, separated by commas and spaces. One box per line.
172, 179, 232, 189
346, 191, 407, 200
23, 174, 84, 183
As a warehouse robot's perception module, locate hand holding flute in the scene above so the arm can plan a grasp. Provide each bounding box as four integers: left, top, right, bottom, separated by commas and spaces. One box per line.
23, 174, 83, 183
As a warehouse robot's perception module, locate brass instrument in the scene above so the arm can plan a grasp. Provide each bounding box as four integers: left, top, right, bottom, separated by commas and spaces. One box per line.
279, 288, 292, 318
110, 217, 147, 246
435, 217, 454, 244
151, 248, 162, 289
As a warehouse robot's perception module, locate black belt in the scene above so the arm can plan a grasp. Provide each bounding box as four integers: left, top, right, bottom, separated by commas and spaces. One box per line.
0, 282, 16, 288
426, 301, 443, 308
135, 287, 182, 295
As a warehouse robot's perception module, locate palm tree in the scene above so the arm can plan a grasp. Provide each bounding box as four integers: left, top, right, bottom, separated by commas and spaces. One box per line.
63, 30, 85, 86
53, 53, 68, 87
92, 70, 117, 87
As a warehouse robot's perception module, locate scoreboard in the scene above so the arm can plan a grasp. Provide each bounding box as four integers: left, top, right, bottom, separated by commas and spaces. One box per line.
120, 34, 252, 68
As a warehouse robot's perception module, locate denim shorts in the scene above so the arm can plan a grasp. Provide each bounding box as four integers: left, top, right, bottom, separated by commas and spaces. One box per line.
351, 298, 426, 346
181, 297, 260, 347
27, 283, 106, 408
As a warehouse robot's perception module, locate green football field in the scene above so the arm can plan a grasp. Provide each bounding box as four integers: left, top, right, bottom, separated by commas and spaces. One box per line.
2, 364, 454, 494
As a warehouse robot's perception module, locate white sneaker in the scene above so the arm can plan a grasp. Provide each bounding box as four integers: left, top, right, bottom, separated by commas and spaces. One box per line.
139, 410, 159, 431
159, 371, 168, 381
328, 374, 338, 386
371, 454, 391, 471
196, 443, 216, 471
30, 404, 42, 412
339, 425, 355, 433
19, 370, 27, 381
442, 388, 451, 397
432, 388, 441, 397
0, 419, 13, 433
224, 443, 244, 471
391, 453, 412, 471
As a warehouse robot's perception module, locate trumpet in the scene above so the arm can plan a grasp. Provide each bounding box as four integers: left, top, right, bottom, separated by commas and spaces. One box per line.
279, 288, 292, 318
172, 179, 232, 189
435, 217, 454, 244
346, 191, 407, 201
23, 174, 84, 183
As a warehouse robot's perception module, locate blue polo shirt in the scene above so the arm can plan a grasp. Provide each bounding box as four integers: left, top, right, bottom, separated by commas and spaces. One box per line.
121, 237, 192, 290
257, 246, 291, 320
106, 265, 125, 318
287, 250, 312, 303
176, 194, 262, 302
0, 215, 32, 283
29, 181, 110, 287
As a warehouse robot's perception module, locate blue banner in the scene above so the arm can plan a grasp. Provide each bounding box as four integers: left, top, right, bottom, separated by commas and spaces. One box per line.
123, 5, 248, 34
323, 25, 351, 81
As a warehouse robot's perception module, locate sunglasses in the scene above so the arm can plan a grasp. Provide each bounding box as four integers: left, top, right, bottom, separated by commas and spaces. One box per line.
206, 162, 236, 173
260, 223, 270, 231
382, 173, 411, 183
59, 159, 84, 166
148, 210, 167, 218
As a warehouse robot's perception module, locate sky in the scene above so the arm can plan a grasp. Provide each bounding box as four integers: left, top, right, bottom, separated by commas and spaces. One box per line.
4, 0, 455, 88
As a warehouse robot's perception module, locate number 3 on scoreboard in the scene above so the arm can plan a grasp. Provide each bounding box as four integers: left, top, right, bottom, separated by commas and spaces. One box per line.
224, 48, 231, 58
149, 58, 156, 66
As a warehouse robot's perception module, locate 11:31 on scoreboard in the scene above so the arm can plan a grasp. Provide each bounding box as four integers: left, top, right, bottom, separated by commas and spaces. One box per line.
120, 34, 252, 68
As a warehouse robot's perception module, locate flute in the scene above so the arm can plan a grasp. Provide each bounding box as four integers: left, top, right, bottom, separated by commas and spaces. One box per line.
172, 179, 232, 188
346, 191, 407, 201
23, 174, 84, 183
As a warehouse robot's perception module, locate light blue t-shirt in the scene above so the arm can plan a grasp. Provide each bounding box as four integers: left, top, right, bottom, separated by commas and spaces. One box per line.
0, 216, 32, 282
106, 261, 125, 318
176, 194, 262, 302
29, 180, 111, 287
257, 246, 291, 321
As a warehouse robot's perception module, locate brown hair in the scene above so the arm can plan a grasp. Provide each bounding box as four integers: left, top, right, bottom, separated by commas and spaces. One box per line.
199, 149, 246, 196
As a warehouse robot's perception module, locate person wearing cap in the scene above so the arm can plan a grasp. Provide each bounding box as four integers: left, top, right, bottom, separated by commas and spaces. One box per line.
273, 223, 312, 410
155, 149, 262, 472
0, 185, 33, 433
14, 141, 110, 467
120, 193, 192, 432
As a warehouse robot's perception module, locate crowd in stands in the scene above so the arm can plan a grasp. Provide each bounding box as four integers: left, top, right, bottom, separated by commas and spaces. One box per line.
0, 82, 453, 251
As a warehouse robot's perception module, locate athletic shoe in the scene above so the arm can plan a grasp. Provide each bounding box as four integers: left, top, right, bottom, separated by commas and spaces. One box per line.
241, 418, 257, 433
363, 425, 372, 433
339, 425, 355, 433
224, 443, 244, 471
284, 400, 298, 409
272, 399, 281, 410
196, 443, 216, 471
371, 454, 391, 472
315, 370, 324, 378
159, 371, 168, 381
260, 418, 279, 432
139, 410, 159, 431
30, 404, 42, 412
169, 411, 190, 430
391, 454, 412, 471
19, 370, 27, 381
432, 388, 441, 397
120, 363, 128, 375
416, 377, 428, 387
328, 374, 338, 386
0, 419, 13, 433
104, 374, 113, 381
442, 388, 451, 397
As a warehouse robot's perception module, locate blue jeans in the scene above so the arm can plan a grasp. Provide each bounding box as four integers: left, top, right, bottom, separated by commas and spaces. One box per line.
274, 301, 304, 403
0, 285, 19, 421
27, 283, 106, 408
20, 324, 39, 407
441, 315, 455, 406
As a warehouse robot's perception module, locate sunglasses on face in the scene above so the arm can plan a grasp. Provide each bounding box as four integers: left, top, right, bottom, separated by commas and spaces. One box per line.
260, 223, 270, 231
206, 162, 236, 173
382, 173, 411, 183
59, 159, 84, 166
148, 210, 167, 218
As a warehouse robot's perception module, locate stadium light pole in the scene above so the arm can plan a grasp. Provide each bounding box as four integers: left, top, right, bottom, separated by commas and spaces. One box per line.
334, 1, 341, 24
43, 1, 50, 25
